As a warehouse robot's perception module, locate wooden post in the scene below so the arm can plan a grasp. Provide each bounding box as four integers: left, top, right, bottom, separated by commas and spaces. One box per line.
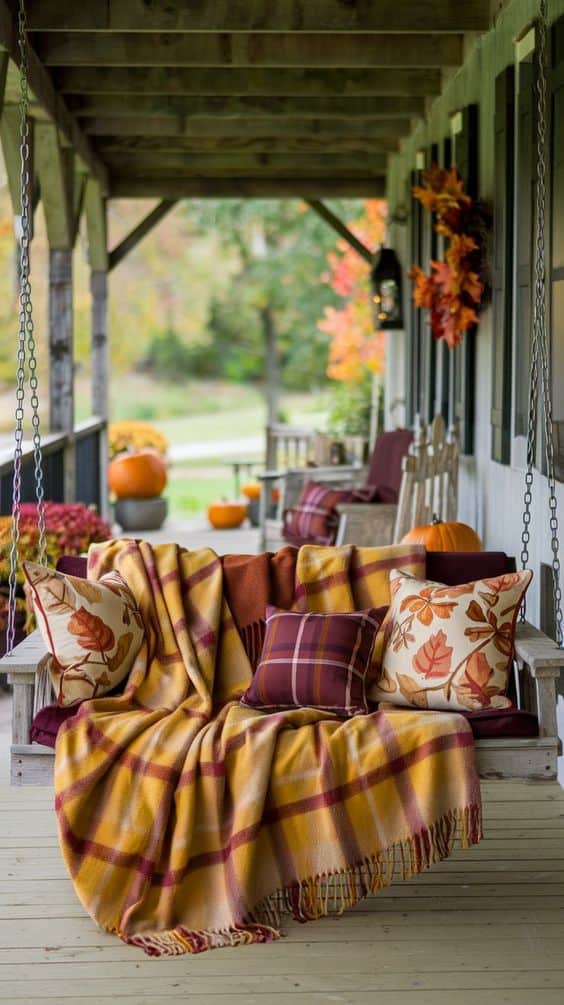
48, 248, 75, 502
85, 178, 109, 518
91, 269, 109, 518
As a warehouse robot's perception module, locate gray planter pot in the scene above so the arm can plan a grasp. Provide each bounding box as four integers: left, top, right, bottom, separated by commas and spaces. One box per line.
115, 496, 168, 531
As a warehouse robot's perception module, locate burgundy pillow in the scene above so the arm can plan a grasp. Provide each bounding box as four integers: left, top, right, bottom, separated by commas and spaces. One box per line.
241, 605, 387, 716
282, 480, 353, 547
30, 703, 78, 749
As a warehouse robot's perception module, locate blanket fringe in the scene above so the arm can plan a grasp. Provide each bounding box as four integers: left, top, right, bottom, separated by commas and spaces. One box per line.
120, 803, 481, 956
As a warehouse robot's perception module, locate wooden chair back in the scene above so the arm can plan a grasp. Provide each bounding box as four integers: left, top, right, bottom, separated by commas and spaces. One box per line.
394, 414, 459, 541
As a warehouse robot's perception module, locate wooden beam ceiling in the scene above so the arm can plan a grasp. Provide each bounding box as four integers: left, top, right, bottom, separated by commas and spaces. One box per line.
67, 95, 427, 119
8, 2, 489, 201
53, 67, 443, 99
0, 2, 107, 191
27, 1, 491, 33
92, 136, 400, 155
33, 33, 464, 69
82, 117, 413, 139
101, 153, 388, 177
110, 178, 387, 199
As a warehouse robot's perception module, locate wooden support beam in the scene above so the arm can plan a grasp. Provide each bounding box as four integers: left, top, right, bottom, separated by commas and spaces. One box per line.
108, 200, 177, 272
34, 120, 73, 249
0, 2, 107, 191
103, 153, 388, 177
0, 104, 25, 214
110, 177, 386, 199
93, 135, 399, 155
91, 270, 108, 417
35, 32, 464, 69
90, 269, 109, 519
27, 1, 492, 33
84, 177, 108, 272
48, 248, 75, 504
68, 94, 426, 119
54, 66, 443, 99
84, 117, 411, 139
306, 200, 373, 264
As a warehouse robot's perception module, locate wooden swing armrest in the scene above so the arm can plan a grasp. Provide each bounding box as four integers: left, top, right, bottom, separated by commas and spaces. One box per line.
514, 622, 562, 740
2, 631, 48, 745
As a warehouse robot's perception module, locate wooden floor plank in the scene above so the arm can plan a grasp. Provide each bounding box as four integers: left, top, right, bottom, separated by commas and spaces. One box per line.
0, 780, 562, 1002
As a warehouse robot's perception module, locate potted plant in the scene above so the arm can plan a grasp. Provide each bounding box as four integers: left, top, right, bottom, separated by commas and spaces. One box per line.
108, 421, 169, 531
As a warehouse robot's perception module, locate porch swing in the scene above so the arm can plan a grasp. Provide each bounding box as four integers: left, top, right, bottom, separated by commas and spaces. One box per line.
1, 0, 563, 785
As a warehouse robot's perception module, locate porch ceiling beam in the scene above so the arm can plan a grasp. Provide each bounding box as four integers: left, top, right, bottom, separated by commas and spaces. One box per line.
83, 117, 412, 140
27, 1, 491, 33
93, 136, 400, 154
103, 152, 388, 177
0, 3, 108, 191
68, 95, 426, 120
54, 66, 443, 99
110, 178, 386, 199
306, 200, 373, 265
34, 33, 464, 69
108, 200, 177, 272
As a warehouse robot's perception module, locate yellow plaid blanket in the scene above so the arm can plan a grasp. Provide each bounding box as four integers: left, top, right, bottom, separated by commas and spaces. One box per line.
55, 540, 481, 956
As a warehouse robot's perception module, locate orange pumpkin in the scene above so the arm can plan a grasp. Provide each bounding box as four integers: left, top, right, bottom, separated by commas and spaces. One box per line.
401, 517, 481, 552
207, 500, 248, 529
241, 482, 262, 501
108, 450, 167, 499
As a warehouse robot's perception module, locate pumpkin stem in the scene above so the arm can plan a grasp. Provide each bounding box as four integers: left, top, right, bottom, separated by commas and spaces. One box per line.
431, 514, 442, 525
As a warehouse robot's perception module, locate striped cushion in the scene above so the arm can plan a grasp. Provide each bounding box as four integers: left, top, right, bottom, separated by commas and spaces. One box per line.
241, 605, 387, 716
282, 481, 353, 547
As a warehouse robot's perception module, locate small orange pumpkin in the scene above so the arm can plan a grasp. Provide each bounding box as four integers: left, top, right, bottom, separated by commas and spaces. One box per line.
207, 500, 248, 530
108, 450, 167, 500
401, 516, 481, 552
241, 482, 262, 501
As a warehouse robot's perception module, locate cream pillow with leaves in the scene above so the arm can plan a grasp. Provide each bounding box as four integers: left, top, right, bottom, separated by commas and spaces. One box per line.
373, 568, 532, 712
23, 561, 144, 707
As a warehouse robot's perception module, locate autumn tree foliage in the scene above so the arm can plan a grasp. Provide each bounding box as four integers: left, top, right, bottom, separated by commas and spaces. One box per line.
318, 200, 387, 382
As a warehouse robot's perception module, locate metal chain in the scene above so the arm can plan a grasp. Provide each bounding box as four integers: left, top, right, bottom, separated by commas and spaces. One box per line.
6, 0, 46, 654
520, 0, 563, 644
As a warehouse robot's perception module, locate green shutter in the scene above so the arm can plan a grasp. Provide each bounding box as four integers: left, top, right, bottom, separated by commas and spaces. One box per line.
406, 168, 423, 423
491, 67, 515, 464
452, 104, 479, 455
514, 59, 535, 437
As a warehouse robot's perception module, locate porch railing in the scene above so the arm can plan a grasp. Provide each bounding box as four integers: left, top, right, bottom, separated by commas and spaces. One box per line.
265, 422, 369, 472
0, 417, 108, 517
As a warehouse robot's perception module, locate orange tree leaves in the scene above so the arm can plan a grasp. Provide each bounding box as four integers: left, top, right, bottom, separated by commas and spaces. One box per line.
412, 629, 453, 679
68, 607, 115, 653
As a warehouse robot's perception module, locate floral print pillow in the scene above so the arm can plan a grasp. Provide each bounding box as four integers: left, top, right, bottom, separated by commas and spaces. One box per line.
373, 569, 532, 712
23, 561, 144, 707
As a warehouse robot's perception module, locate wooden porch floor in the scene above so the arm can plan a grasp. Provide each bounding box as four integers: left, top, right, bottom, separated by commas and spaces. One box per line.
0, 781, 563, 1004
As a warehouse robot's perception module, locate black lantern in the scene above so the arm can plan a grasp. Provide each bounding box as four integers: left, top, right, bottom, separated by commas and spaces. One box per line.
370, 247, 403, 330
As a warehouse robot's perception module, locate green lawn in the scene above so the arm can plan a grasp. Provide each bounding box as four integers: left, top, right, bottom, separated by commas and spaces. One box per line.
165, 468, 236, 514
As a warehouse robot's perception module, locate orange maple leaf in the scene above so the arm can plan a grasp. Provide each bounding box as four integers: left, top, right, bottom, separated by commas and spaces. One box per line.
412, 629, 454, 679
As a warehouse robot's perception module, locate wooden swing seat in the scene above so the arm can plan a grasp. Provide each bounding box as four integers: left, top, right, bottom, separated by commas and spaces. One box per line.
3, 617, 561, 785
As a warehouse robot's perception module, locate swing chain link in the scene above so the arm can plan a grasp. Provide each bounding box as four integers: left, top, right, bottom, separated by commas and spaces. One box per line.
520, 0, 563, 645
6, 0, 46, 654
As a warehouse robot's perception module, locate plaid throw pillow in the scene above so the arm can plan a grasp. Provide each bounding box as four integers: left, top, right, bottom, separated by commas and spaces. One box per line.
282, 480, 353, 547
240, 604, 387, 716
